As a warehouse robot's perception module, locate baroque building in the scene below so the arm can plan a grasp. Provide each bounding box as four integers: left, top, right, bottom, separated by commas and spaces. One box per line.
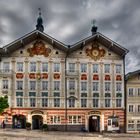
126, 70, 140, 133
0, 13, 128, 132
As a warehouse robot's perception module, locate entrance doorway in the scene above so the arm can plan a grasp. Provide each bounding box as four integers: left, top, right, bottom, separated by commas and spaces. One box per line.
32, 115, 43, 129
12, 115, 26, 129
89, 115, 100, 132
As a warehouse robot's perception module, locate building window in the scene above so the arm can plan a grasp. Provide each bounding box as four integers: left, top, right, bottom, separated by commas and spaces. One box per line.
3, 62, 10, 72
42, 81, 48, 90
68, 116, 82, 124
128, 105, 134, 112
93, 82, 99, 91
81, 63, 87, 73
54, 63, 60, 72
54, 92, 60, 107
54, 81, 60, 90
68, 98, 75, 107
42, 62, 48, 72
17, 62, 23, 72
16, 92, 23, 107
104, 64, 110, 73
105, 93, 111, 107
16, 81, 23, 90
30, 98, 36, 107
116, 64, 121, 73
2, 80, 8, 89
128, 88, 134, 96
69, 81, 75, 90
81, 99, 87, 107
42, 92, 48, 107
138, 88, 140, 96
29, 92, 36, 107
81, 92, 87, 108
50, 116, 61, 124
16, 98, 23, 107
81, 82, 87, 91
30, 62, 36, 72
69, 63, 75, 72
116, 99, 122, 107
105, 82, 111, 91
93, 93, 99, 108
137, 120, 140, 131
128, 120, 135, 131
116, 83, 122, 91
138, 105, 140, 112
105, 99, 111, 107
30, 81, 36, 90
93, 64, 98, 73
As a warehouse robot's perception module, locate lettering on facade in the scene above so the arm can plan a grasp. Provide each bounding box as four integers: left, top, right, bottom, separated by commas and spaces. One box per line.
88, 111, 101, 115
31, 110, 44, 115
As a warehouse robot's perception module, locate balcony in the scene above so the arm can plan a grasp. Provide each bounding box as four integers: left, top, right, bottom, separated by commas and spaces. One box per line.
65, 70, 79, 77
0, 69, 14, 77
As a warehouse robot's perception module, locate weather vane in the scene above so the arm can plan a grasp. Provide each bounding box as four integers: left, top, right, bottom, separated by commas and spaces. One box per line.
92, 19, 96, 26
38, 8, 41, 16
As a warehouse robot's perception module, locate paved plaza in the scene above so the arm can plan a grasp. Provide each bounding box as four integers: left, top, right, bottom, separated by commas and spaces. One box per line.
0, 129, 140, 140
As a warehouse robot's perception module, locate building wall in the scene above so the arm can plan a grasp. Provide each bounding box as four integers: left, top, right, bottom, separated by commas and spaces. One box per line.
0, 40, 125, 132
126, 74, 140, 133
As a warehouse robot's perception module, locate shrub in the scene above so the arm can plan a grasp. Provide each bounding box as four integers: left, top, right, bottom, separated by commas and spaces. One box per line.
42, 124, 48, 131
26, 122, 31, 129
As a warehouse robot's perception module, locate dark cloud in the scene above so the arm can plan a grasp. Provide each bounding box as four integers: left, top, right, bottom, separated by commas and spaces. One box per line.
0, 0, 140, 73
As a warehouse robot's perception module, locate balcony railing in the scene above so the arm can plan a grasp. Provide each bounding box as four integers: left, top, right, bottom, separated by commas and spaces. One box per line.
0, 69, 14, 77
65, 70, 79, 76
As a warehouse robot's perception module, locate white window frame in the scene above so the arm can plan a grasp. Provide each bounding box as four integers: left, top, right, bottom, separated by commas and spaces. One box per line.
128, 105, 134, 112
93, 64, 99, 73
53, 63, 60, 72
16, 62, 24, 72
104, 64, 110, 73
42, 62, 48, 72
80, 63, 87, 73
30, 62, 36, 72
50, 116, 61, 124
116, 64, 122, 74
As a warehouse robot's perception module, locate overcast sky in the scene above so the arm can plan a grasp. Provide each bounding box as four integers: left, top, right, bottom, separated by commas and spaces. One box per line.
0, 0, 140, 73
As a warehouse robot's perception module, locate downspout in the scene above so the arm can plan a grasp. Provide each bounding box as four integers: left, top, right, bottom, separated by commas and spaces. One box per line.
65, 46, 70, 131
123, 54, 126, 133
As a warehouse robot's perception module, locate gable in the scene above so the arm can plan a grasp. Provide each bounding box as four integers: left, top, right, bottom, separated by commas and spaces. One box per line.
69, 32, 129, 57
7, 39, 67, 59
67, 41, 123, 61
0, 30, 68, 57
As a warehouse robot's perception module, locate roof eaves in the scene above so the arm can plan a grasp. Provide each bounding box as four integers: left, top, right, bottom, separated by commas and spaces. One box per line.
98, 33, 129, 54
2, 30, 37, 49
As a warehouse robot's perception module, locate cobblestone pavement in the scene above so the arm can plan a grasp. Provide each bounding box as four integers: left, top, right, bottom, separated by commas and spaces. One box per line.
0, 129, 140, 140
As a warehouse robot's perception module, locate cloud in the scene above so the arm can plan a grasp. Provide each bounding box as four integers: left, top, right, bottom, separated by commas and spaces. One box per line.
0, 0, 140, 73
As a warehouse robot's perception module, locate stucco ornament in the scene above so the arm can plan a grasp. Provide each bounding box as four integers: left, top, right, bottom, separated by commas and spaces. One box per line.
86, 42, 106, 60
27, 40, 51, 57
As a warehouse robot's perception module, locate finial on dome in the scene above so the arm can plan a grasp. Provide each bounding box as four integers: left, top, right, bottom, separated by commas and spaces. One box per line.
91, 19, 98, 35
36, 8, 44, 32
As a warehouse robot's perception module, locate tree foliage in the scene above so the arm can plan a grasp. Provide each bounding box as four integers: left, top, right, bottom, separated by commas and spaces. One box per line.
0, 96, 9, 114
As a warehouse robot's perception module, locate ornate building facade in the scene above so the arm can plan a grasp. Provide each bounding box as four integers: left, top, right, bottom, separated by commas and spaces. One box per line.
126, 70, 140, 133
0, 13, 128, 132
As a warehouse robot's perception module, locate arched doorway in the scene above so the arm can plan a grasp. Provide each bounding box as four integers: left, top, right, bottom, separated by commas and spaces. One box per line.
89, 115, 100, 132
32, 115, 43, 129
12, 115, 26, 129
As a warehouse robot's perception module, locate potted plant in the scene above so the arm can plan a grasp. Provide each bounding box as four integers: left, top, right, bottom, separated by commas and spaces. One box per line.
26, 122, 31, 130
42, 124, 48, 131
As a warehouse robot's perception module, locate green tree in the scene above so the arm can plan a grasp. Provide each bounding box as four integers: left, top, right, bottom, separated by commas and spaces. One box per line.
0, 96, 9, 114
